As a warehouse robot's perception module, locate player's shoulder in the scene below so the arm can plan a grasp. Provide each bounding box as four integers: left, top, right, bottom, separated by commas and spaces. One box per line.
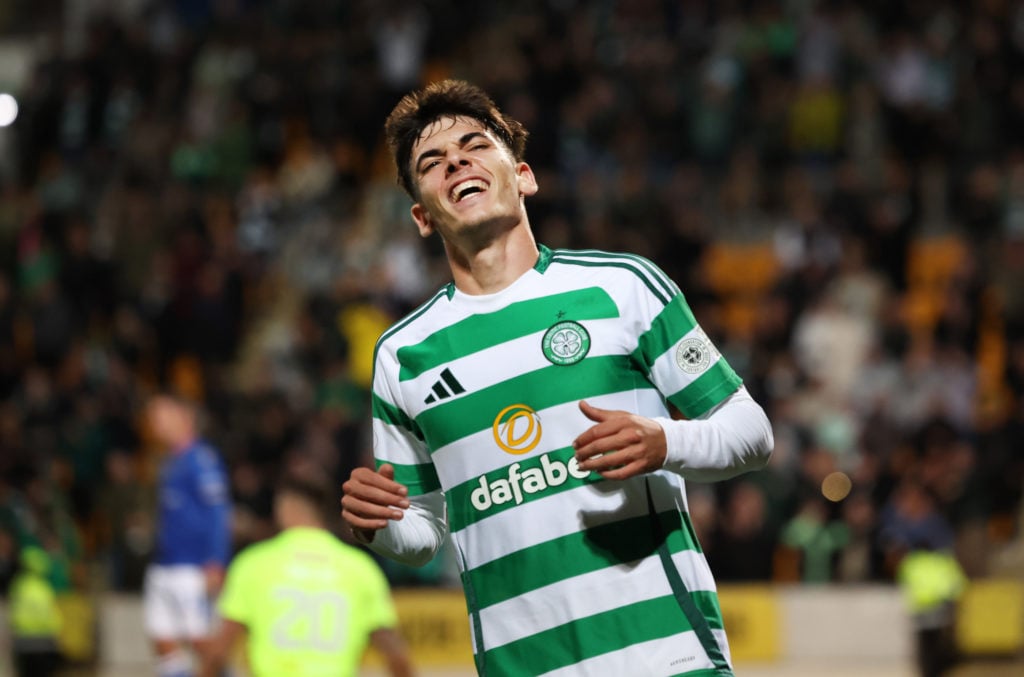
373, 284, 452, 361
225, 538, 271, 577
187, 440, 224, 470
315, 535, 387, 577
547, 248, 679, 303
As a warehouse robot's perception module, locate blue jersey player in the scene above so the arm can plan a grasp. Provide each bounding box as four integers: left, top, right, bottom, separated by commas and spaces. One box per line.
144, 395, 231, 677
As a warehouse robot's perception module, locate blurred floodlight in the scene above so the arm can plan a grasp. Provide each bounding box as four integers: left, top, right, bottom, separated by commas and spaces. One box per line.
0, 93, 18, 127
821, 471, 852, 502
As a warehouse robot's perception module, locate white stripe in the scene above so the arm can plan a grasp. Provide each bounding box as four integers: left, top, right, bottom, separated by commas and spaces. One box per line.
648, 325, 724, 399
373, 419, 430, 467
453, 477, 649, 569
552, 250, 678, 299
536, 629, 717, 677
433, 389, 669, 489
479, 549, 718, 648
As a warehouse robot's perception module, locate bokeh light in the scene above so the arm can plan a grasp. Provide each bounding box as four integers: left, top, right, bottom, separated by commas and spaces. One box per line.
821, 471, 853, 503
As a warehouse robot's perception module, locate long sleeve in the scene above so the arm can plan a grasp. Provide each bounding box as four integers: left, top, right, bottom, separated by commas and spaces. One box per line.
362, 489, 448, 567
654, 385, 774, 482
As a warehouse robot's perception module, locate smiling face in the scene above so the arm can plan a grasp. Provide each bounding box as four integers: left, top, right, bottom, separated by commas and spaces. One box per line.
408, 115, 537, 248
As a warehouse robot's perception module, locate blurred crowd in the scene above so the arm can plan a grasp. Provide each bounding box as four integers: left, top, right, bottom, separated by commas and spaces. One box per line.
1, 0, 1023, 611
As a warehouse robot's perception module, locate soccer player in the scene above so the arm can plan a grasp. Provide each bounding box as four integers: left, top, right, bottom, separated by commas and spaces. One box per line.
341, 79, 775, 676
202, 474, 413, 677
144, 394, 231, 677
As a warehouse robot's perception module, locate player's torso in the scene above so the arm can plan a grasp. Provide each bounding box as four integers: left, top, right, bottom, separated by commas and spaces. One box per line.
156, 444, 224, 562
247, 533, 372, 677
385, 254, 728, 676
394, 259, 666, 507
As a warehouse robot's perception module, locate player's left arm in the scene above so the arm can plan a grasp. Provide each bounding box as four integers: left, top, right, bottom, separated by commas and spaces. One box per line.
194, 448, 232, 587
573, 386, 773, 481
573, 260, 772, 481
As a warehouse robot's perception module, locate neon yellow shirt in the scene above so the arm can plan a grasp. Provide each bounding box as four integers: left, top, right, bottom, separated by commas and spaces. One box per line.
897, 550, 967, 614
218, 527, 398, 677
10, 572, 62, 638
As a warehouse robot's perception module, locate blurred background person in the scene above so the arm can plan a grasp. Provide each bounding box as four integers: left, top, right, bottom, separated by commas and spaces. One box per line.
9, 545, 63, 677
202, 472, 413, 677
144, 394, 231, 677
896, 539, 967, 677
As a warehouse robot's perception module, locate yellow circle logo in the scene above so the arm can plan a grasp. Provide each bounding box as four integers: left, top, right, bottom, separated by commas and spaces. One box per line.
492, 404, 542, 455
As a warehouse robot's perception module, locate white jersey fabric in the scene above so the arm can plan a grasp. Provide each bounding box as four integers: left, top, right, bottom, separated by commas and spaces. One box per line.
368, 246, 772, 676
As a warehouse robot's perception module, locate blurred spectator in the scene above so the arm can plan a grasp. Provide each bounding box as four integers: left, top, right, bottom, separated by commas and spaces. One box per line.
95, 450, 154, 592
880, 480, 956, 575
896, 542, 967, 677
707, 482, 778, 581
9, 546, 63, 677
780, 497, 848, 583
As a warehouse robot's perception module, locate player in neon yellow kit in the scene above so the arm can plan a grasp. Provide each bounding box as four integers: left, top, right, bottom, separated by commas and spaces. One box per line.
203, 474, 413, 677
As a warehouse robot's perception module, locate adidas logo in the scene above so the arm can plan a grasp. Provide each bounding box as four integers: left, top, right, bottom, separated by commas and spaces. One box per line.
424, 368, 466, 404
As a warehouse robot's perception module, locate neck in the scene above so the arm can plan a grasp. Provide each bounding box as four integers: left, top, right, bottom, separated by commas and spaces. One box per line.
170, 436, 196, 454
284, 518, 323, 530
279, 506, 324, 530
446, 223, 539, 295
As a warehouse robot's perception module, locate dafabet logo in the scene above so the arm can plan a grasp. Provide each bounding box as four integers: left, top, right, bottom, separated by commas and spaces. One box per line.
492, 404, 543, 455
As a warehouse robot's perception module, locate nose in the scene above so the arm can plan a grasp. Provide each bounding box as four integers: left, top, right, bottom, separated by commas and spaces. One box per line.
445, 151, 471, 175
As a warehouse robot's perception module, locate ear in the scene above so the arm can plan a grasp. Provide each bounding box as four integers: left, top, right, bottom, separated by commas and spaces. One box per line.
516, 162, 539, 197
410, 203, 434, 238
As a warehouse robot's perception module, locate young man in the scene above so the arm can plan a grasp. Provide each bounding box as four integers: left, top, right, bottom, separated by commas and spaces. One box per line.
342, 79, 774, 676
144, 394, 231, 677
202, 474, 413, 677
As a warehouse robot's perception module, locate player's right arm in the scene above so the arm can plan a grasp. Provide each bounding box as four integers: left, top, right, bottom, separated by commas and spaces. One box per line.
342, 463, 448, 566
342, 344, 448, 566
341, 464, 410, 535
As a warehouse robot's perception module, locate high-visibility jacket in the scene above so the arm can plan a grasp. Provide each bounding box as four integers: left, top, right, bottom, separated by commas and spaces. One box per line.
10, 571, 62, 641
897, 549, 966, 629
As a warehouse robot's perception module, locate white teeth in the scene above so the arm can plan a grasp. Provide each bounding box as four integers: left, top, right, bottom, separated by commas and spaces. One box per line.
450, 179, 488, 202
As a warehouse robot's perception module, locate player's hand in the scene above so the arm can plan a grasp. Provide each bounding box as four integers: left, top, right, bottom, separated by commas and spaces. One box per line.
572, 400, 667, 480
341, 464, 411, 540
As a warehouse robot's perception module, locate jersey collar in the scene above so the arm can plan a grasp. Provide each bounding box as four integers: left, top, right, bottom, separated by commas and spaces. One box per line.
444, 244, 552, 300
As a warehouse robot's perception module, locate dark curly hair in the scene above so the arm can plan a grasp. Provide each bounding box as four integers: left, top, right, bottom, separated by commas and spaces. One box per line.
384, 79, 529, 199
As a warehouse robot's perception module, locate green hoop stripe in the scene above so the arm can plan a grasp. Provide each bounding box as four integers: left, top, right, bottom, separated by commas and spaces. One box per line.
632, 294, 700, 370
371, 393, 424, 441
646, 479, 731, 673
463, 509, 701, 611
396, 286, 619, 381
372, 287, 449, 367
665, 361, 742, 420
375, 459, 440, 495
415, 354, 651, 452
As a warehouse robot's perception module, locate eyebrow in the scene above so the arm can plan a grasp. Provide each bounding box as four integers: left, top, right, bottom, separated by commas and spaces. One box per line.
415, 131, 489, 171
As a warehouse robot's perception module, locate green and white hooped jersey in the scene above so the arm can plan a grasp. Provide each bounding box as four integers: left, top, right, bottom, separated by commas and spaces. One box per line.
372, 246, 742, 677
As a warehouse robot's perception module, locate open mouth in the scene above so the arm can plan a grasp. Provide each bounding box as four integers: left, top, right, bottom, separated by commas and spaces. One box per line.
450, 179, 489, 203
